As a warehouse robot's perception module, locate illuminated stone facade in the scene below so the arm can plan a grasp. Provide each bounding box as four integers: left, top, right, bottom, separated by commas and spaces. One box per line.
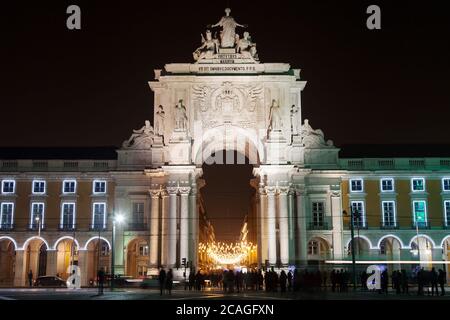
0, 9, 449, 286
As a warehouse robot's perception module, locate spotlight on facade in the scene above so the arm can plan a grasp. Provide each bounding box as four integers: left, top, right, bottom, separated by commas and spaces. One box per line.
114, 214, 125, 224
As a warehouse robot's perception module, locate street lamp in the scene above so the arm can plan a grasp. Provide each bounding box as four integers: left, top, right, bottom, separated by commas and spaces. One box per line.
344, 208, 357, 291
111, 213, 125, 291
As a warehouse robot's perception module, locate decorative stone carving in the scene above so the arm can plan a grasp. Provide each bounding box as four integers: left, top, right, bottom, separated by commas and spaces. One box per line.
174, 99, 188, 131
155, 105, 165, 136
236, 32, 258, 60
192, 82, 262, 130
268, 99, 283, 132
193, 30, 218, 61
122, 120, 154, 149
209, 8, 246, 48
300, 119, 334, 148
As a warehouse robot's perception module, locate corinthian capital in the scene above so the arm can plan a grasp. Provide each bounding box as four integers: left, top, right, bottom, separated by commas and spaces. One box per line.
265, 186, 277, 195
278, 186, 290, 195
179, 187, 191, 195
149, 189, 161, 198
166, 186, 178, 195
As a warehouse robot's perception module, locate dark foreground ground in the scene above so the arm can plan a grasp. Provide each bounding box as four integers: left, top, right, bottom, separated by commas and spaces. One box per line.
0, 287, 449, 300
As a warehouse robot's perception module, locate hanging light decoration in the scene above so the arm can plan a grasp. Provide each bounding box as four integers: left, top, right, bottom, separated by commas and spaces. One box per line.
199, 241, 257, 265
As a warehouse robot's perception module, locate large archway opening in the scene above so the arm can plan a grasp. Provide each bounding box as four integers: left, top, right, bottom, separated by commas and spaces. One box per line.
0, 238, 16, 286
198, 150, 258, 271
86, 238, 111, 283
55, 238, 78, 280
24, 238, 48, 281
126, 237, 149, 278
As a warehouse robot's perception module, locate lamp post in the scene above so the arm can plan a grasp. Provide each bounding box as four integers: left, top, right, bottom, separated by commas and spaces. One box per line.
111, 213, 124, 291
35, 216, 41, 238
344, 208, 357, 291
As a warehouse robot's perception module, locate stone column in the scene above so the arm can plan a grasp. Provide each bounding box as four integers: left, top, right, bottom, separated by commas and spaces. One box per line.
288, 189, 295, 264
256, 187, 262, 268
77, 250, 89, 287
46, 249, 58, 276
259, 185, 268, 265
296, 189, 308, 265
331, 191, 343, 260
189, 186, 198, 269
167, 187, 178, 267
179, 187, 191, 265
160, 192, 169, 267
13, 250, 26, 287
278, 187, 290, 266
149, 190, 160, 268
265, 186, 277, 265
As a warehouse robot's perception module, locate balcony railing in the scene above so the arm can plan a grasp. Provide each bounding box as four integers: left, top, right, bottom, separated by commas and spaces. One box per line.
412, 222, 430, 229
59, 224, 76, 231
90, 224, 107, 231
380, 222, 399, 230
126, 223, 148, 231
0, 223, 14, 231
29, 224, 45, 231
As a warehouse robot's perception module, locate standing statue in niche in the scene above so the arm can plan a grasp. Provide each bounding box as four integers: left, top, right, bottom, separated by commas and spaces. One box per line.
193, 30, 218, 61
208, 8, 246, 48
174, 99, 188, 131
122, 120, 154, 149
301, 119, 334, 147
268, 99, 283, 132
155, 105, 165, 136
290, 105, 299, 135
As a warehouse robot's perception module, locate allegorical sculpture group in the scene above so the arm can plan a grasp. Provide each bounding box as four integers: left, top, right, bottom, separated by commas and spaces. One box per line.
193, 8, 258, 61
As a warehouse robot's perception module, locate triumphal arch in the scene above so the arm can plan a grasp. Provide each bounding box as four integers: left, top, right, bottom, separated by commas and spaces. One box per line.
115, 8, 342, 276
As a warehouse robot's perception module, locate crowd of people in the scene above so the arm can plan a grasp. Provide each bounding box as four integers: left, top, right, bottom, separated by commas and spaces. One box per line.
158, 266, 447, 296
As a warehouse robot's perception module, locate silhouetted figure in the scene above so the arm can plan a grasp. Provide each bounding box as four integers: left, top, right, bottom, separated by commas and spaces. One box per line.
279, 270, 287, 293
158, 268, 166, 296
401, 269, 409, 294
438, 269, 446, 296
392, 270, 401, 294
28, 270, 33, 287
188, 271, 195, 291
330, 270, 336, 292
166, 269, 173, 295
97, 269, 105, 295
417, 268, 424, 296
381, 269, 388, 294
430, 268, 438, 296
360, 271, 368, 291
287, 270, 293, 292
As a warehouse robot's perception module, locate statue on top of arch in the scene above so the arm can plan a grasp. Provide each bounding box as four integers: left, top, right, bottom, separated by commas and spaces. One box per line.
300, 119, 334, 148
193, 8, 259, 62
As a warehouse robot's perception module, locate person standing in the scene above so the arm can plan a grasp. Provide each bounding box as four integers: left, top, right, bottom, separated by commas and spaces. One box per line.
166, 269, 173, 295
279, 270, 287, 293
430, 268, 439, 296
97, 268, 105, 295
287, 270, 293, 292
438, 269, 446, 296
158, 268, 166, 296
401, 269, 409, 294
28, 270, 33, 287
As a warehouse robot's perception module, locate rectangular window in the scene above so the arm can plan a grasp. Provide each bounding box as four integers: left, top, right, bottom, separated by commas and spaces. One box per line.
312, 202, 324, 227
30, 202, 45, 228
350, 201, 365, 227
92, 202, 106, 229
380, 178, 394, 192
139, 244, 149, 256
1, 180, 15, 194
93, 180, 106, 194
132, 202, 145, 224
32, 180, 46, 194
382, 201, 396, 227
445, 201, 450, 227
350, 179, 363, 192
413, 200, 427, 227
0, 203, 14, 229
138, 265, 147, 277
63, 180, 76, 194
411, 178, 425, 192
61, 202, 75, 229
442, 178, 450, 192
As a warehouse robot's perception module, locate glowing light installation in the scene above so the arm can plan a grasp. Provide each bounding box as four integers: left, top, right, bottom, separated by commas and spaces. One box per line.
199, 241, 256, 265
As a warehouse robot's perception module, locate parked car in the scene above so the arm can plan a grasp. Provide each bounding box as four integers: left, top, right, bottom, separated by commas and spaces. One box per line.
34, 276, 67, 287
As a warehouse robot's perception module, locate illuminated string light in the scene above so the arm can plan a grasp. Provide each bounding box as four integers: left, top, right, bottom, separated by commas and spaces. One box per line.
198, 241, 257, 266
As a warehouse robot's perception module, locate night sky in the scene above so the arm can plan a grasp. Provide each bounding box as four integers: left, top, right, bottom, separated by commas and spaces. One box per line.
2, 1, 450, 240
